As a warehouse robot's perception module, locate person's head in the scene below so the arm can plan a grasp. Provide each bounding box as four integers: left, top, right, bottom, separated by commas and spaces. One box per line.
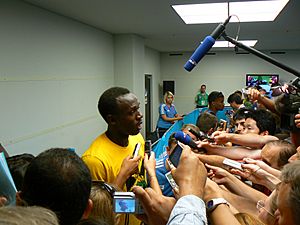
163, 91, 174, 105
257, 191, 277, 225
227, 93, 243, 110
243, 109, 276, 135
275, 160, 300, 225
233, 108, 254, 134
7, 153, 35, 191
0, 206, 59, 225
98, 87, 143, 136
200, 84, 206, 93
18, 148, 92, 225
261, 140, 296, 170
166, 124, 200, 155
89, 181, 119, 225
234, 90, 243, 98
196, 112, 218, 135
208, 91, 224, 112
181, 124, 200, 141
235, 212, 266, 225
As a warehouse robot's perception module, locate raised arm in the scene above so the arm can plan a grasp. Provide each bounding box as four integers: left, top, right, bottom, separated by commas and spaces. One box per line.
213, 132, 278, 149
200, 142, 261, 160
205, 164, 267, 202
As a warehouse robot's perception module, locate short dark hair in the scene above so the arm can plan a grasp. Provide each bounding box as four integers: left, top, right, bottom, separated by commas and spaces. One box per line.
98, 87, 130, 122
196, 112, 218, 134
21, 148, 92, 225
227, 93, 243, 104
246, 109, 276, 135
208, 91, 224, 104
233, 108, 253, 121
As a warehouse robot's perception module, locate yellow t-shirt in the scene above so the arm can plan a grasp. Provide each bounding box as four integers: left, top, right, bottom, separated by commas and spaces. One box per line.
82, 132, 145, 225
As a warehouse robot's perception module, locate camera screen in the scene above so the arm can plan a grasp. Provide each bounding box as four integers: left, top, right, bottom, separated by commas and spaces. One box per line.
114, 198, 136, 213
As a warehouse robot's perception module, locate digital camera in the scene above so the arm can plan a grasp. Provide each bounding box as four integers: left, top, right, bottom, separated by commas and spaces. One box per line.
113, 192, 144, 214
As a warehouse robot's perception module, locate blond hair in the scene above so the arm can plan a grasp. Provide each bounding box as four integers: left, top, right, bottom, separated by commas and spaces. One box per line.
163, 91, 174, 104
0, 206, 59, 225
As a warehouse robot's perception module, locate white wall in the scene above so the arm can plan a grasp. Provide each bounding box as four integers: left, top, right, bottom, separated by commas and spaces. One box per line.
144, 47, 161, 131
0, 0, 114, 156
161, 50, 300, 114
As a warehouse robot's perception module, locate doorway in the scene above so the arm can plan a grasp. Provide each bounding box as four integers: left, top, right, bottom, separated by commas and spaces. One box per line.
145, 74, 152, 139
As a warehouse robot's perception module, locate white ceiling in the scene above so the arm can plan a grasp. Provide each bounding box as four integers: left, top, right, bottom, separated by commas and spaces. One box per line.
23, 0, 300, 52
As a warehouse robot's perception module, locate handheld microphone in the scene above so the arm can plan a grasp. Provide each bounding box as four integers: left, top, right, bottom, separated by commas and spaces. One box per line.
184, 16, 231, 72
174, 131, 199, 150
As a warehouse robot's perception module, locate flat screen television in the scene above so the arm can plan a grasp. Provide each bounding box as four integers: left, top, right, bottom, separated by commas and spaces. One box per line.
246, 74, 279, 93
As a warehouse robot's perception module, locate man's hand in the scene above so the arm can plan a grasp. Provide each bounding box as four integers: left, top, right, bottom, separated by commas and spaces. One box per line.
0, 196, 7, 206
206, 164, 232, 185
133, 186, 176, 225
295, 114, 300, 128
144, 152, 156, 178
212, 131, 230, 145
172, 143, 207, 198
114, 155, 141, 188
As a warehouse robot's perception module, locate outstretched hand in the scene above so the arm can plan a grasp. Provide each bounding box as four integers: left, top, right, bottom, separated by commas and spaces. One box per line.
206, 163, 232, 185
230, 163, 266, 185
133, 186, 176, 225
171, 143, 207, 198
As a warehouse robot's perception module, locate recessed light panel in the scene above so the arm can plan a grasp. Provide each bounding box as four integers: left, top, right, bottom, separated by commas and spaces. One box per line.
172, 3, 228, 24
229, 0, 290, 22
172, 0, 289, 24
212, 40, 258, 47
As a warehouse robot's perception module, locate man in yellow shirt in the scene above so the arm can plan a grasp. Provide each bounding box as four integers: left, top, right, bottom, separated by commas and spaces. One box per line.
82, 87, 145, 225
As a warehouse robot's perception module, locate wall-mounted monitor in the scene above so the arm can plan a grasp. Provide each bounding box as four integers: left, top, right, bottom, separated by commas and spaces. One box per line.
246, 74, 279, 93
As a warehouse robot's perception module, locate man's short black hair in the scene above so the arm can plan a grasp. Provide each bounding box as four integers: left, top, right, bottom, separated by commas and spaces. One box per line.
227, 93, 243, 104
246, 109, 276, 135
21, 148, 92, 225
98, 87, 130, 122
233, 108, 254, 121
208, 91, 224, 104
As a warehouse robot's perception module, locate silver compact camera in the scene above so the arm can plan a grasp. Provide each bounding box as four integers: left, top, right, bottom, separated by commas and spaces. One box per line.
113, 192, 144, 214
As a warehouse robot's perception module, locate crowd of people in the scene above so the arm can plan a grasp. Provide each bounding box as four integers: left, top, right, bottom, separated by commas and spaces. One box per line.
1, 84, 300, 225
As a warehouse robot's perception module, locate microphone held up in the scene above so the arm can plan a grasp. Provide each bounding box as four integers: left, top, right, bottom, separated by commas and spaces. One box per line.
184, 16, 231, 72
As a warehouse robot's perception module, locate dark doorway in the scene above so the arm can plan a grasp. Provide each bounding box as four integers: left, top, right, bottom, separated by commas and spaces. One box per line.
145, 74, 152, 139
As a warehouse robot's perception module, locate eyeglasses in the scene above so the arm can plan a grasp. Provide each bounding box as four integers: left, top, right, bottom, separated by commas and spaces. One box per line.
92, 180, 116, 197
256, 200, 275, 218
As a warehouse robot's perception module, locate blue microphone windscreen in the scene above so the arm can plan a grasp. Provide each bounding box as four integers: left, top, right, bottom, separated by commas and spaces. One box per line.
184, 35, 215, 72
174, 131, 191, 144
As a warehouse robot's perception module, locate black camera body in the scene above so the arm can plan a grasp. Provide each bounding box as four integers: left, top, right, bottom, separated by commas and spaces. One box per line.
274, 78, 300, 131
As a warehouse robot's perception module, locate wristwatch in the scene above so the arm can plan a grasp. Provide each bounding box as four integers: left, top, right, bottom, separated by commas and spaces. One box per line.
206, 198, 229, 212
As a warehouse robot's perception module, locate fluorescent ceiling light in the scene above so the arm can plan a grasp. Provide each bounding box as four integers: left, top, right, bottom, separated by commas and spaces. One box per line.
172, 0, 289, 24
212, 40, 258, 48
229, 0, 290, 22
172, 3, 227, 24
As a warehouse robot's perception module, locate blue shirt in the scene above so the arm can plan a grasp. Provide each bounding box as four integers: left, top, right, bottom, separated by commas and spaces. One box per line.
156, 155, 174, 197
157, 103, 178, 129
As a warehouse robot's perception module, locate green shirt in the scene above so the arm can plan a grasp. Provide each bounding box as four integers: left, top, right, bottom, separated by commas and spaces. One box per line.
195, 92, 208, 107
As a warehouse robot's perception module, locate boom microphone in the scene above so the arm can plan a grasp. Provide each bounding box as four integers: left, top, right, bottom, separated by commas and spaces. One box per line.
184, 16, 231, 72
174, 131, 199, 150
